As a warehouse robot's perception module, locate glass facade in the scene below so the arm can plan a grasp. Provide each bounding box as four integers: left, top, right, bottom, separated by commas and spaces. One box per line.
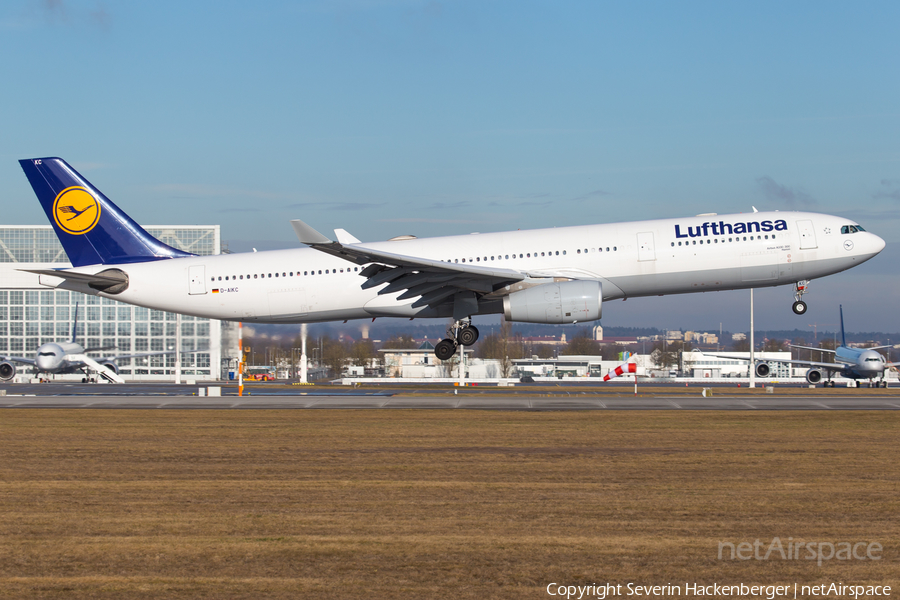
0, 225, 224, 380
0, 226, 218, 263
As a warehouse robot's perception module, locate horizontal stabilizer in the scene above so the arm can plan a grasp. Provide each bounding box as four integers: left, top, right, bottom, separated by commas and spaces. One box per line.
20, 268, 129, 294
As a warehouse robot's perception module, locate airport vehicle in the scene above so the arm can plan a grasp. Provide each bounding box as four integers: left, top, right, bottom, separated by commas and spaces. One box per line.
0, 304, 188, 383
752, 306, 899, 387
18, 157, 885, 361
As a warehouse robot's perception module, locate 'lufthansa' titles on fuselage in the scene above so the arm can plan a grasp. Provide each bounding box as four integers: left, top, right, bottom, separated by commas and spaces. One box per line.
675, 219, 788, 239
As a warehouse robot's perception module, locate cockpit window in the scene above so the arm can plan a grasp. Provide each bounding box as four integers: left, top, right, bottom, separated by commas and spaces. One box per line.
841, 225, 865, 234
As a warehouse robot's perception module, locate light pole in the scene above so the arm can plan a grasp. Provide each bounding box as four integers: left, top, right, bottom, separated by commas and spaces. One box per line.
749, 289, 755, 388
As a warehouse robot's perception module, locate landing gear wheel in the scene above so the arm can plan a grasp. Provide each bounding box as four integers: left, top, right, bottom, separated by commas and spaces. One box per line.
792, 300, 807, 315
458, 326, 479, 346
434, 339, 458, 361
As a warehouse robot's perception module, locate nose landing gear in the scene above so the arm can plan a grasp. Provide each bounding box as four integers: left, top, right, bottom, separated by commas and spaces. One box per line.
433, 318, 479, 361
792, 280, 810, 315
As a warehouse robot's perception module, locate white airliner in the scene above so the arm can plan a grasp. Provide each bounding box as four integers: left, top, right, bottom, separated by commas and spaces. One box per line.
19, 157, 885, 361
751, 306, 899, 387
0, 304, 187, 383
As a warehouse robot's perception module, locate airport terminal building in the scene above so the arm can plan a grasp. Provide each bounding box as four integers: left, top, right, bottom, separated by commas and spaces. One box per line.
0, 225, 235, 381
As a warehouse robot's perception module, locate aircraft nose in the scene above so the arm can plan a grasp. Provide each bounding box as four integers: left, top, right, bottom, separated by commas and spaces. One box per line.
36, 355, 55, 371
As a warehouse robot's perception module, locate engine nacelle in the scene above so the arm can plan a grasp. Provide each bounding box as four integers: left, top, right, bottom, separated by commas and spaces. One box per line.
806, 368, 823, 384
503, 280, 602, 324
0, 361, 16, 381
755, 363, 770, 377
100, 362, 119, 375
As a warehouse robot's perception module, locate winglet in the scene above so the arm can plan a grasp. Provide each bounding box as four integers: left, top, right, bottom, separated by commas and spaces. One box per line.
334, 229, 361, 244
291, 219, 333, 245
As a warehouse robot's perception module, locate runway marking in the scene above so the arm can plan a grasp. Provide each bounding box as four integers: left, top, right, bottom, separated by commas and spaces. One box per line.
667, 399, 682, 409
813, 401, 832, 409
596, 399, 607, 408
741, 400, 757, 409
888, 403, 900, 409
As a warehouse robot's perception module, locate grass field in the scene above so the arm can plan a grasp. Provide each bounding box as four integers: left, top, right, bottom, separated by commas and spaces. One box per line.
0, 410, 897, 599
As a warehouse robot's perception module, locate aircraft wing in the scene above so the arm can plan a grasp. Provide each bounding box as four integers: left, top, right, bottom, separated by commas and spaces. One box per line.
790, 344, 836, 354
292, 219, 533, 310
0, 355, 36, 366
704, 354, 841, 371
100, 349, 207, 362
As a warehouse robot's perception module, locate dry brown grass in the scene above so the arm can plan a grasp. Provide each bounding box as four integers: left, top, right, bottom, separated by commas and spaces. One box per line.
0, 410, 898, 599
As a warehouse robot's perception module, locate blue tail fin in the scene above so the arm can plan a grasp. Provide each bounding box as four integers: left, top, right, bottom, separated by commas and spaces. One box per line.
19, 157, 194, 267
72, 302, 79, 344
839, 304, 846, 347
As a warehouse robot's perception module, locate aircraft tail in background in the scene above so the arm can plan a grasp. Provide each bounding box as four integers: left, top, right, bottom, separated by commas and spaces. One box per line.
840, 304, 847, 348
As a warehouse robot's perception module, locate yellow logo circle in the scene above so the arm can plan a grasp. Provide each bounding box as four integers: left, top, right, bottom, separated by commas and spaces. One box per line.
53, 187, 101, 235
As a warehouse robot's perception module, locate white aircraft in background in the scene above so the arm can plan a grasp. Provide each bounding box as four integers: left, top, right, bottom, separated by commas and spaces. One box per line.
18, 157, 885, 361
0, 304, 192, 383
753, 306, 899, 387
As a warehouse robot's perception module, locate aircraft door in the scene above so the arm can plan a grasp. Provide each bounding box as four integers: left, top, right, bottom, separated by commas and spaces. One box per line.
188, 265, 207, 295
637, 232, 656, 261
797, 220, 817, 249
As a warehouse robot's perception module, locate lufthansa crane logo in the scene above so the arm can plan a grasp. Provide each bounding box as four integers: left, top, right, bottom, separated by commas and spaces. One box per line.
52, 187, 101, 235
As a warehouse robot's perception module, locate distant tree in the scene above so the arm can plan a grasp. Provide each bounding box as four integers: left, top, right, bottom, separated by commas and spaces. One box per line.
819, 339, 838, 351
476, 322, 524, 377
320, 336, 349, 377
731, 338, 750, 352
650, 342, 679, 371
763, 338, 785, 352
599, 344, 622, 361
350, 339, 375, 367
560, 331, 600, 355
380, 334, 418, 349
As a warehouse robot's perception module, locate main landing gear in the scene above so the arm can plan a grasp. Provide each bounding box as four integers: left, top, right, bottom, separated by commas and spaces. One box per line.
857, 380, 888, 388
792, 280, 810, 315
434, 318, 479, 361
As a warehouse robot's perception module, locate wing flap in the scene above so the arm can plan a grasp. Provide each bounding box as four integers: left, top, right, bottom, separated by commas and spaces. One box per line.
291, 219, 529, 311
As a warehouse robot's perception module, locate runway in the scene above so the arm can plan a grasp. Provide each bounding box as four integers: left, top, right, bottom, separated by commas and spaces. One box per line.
2, 382, 900, 410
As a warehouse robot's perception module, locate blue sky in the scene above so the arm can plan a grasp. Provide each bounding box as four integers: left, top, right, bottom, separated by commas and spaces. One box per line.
2, 1, 899, 333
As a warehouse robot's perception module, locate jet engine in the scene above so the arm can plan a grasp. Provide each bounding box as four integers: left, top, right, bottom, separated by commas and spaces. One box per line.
503, 280, 602, 324
0, 361, 16, 381
755, 363, 770, 377
805, 368, 823, 384
100, 362, 119, 375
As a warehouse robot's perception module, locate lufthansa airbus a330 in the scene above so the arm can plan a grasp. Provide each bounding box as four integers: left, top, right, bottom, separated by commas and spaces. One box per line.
18, 158, 885, 360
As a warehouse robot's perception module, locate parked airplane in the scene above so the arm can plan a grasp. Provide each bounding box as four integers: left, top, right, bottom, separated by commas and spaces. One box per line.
0, 304, 190, 383
18, 157, 886, 361
752, 306, 899, 387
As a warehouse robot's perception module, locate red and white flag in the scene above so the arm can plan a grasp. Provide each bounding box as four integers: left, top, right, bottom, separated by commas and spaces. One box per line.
603, 360, 637, 381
